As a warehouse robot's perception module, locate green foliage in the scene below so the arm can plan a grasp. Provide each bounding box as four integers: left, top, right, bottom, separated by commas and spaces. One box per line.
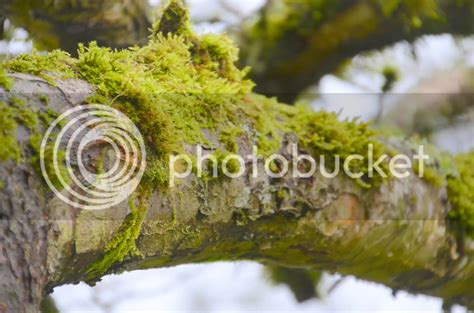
447, 152, 474, 235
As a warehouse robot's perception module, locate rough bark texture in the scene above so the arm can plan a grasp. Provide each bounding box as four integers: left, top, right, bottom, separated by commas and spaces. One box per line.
0, 73, 473, 312
237, 0, 474, 102
0, 73, 93, 312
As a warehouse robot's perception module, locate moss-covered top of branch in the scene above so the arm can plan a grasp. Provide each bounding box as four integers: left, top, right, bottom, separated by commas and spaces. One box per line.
1, 0, 472, 239
0, 0, 390, 190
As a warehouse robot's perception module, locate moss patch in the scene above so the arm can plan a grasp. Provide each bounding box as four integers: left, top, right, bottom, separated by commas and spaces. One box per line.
85, 195, 149, 282
0, 68, 13, 91
29, 133, 71, 190
241, 95, 387, 187
10, 96, 39, 130
447, 152, 474, 236
2, 50, 75, 84
0, 102, 21, 162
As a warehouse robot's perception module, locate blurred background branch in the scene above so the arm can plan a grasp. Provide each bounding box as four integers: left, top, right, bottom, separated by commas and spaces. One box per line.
237, 0, 473, 102
0, 0, 151, 54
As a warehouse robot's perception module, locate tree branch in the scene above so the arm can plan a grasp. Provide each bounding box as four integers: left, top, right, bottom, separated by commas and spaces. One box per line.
0, 71, 472, 311
381, 68, 474, 136
0, 0, 151, 54
237, 0, 474, 102
0, 14, 472, 311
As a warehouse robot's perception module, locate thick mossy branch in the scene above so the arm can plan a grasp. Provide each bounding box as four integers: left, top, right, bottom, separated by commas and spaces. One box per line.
1, 2, 471, 234
0, 14, 386, 189
1, 3, 473, 308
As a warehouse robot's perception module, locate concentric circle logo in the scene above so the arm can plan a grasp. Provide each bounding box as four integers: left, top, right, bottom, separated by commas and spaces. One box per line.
40, 104, 146, 211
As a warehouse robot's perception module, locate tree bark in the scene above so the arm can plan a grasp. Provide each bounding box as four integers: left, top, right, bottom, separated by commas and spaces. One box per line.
0, 72, 473, 312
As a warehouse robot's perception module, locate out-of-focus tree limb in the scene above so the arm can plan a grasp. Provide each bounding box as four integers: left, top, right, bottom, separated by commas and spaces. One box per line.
266, 266, 322, 302
237, 0, 474, 102
0, 0, 151, 54
382, 68, 474, 136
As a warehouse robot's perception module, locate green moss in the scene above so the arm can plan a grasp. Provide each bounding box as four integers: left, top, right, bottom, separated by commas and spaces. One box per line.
213, 149, 241, 176
85, 196, 149, 282
0, 68, 13, 91
10, 96, 39, 130
196, 34, 251, 82
447, 152, 474, 236
1, 0, 394, 192
240, 94, 284, 157
0, 102, 21, 162
412, 140, 457, 187
40, 295, 60, 313
248, 0, 346, 44
243, 97, 388, 187
29, 133, 71, 190
38, 94, 50, 105
152, 0, 193, 38
374, 0, 439, 20
218, 127, 243, 153
2, 50, 75, 84
73, 35, 251, 186
37, 109, 56, 127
